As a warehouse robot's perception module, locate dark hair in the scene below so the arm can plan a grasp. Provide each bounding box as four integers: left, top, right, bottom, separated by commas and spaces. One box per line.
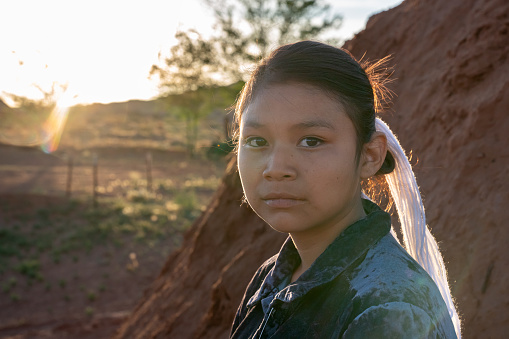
235, 40, 394, 175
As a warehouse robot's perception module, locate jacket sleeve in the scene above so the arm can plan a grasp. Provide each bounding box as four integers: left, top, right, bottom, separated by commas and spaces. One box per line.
341, 302, 457, 339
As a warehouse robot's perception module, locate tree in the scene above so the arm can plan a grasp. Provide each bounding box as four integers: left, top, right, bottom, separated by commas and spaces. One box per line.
3, 83, 64, 117
161, 82, 244, 156
164, 87, 213, 156
152, 0, 342, 92
151, 0, 342, 155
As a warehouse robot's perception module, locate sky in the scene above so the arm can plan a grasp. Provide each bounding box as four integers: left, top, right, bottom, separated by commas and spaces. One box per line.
0, 0, 403, 106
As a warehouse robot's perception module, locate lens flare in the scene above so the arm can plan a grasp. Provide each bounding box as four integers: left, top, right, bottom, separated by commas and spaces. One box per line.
40, 103, 70, 153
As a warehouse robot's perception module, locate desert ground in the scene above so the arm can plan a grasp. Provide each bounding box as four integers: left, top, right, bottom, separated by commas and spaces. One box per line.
0, 101, 228, 338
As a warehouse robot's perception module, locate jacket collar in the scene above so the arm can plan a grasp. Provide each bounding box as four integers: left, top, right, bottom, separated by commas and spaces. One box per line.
247, 199, 391, 311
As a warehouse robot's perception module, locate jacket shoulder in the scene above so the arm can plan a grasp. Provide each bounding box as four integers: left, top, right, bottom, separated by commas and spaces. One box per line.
342, 302, 457, 339
346, 234, 456, 336
350, 234, 441, 303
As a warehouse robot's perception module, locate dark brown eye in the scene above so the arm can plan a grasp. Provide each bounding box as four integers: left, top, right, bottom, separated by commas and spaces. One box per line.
246, 137, 267, 147
298, 137, 322, 147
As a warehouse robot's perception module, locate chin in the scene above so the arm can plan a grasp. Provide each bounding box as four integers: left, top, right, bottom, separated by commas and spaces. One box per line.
264, 219, 306, 234
254, 208, 308, 234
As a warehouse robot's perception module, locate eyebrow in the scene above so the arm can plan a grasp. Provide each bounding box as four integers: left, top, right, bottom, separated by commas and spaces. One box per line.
243, 120, 263, 129
293, 119, 335, 130
242, 118, 336, 130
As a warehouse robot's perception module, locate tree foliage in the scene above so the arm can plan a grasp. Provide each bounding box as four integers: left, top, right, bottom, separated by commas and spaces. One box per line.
162, 82, 243, 155
151, 0, 342, 155
151, 0, 342, 93
0, 83, 68, 147
4, 83, 65, 118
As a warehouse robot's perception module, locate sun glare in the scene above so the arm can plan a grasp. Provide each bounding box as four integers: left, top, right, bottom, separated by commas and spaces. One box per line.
41, 88, 79, 153
40, 102, 70, 154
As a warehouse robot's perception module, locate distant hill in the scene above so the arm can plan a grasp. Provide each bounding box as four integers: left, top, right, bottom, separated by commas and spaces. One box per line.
1, 82, 242, 152
0, 96, 179, 150
71, 98, 167, 118
0, 98, 9, 110
0, 98, 48, 147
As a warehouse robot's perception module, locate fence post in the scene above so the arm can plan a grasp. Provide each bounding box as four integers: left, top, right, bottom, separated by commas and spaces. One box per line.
93, 153, 98, 207
146, 152, 153, 192
66, 155, 73, 198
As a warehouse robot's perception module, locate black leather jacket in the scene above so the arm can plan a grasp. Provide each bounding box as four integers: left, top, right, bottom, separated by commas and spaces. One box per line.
230, 200, 457, 338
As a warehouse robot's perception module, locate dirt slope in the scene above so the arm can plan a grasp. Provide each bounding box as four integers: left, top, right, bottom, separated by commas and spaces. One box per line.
344, 0, 509, 337
114, 159, 285, 338
115, 0, 509, 338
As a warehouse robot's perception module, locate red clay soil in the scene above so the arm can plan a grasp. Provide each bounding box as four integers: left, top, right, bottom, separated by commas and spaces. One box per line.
114, 158, 286, 339
115, 0, 509, 338
0, 194, 164, 339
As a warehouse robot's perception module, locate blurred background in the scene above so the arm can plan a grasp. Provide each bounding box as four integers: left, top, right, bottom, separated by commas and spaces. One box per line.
0, 0, 403, 337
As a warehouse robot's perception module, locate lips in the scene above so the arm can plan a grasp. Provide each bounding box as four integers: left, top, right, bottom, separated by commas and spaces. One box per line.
261, 193, 305, 208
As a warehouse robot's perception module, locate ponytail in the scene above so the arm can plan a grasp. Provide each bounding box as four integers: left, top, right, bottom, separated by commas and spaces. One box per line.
375, 118, 461, 338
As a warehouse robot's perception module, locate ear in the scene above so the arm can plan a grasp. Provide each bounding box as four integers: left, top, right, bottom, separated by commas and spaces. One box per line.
359, 132, 388, 179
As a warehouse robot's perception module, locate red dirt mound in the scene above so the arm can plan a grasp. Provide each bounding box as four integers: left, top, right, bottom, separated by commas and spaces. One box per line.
115, 0, 509, 338
114, 159, 286, 338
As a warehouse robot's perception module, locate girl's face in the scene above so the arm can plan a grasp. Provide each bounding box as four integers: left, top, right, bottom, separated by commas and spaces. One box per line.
238, 83, 371, 237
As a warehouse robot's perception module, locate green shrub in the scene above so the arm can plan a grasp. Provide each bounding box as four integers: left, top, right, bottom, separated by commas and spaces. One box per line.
206, 140, 235, 159
175, 191, 199, 219
16, 259, 42, 280
0, 229, 30, 257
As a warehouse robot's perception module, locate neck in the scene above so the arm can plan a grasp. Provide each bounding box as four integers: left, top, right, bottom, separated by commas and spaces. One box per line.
290, 199, 366, 282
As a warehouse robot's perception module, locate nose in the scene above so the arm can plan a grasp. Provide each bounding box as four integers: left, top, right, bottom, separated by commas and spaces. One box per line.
263, 145, 296, 181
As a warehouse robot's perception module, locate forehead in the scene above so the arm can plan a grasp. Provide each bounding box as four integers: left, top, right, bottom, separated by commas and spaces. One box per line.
241, 83, 347, 128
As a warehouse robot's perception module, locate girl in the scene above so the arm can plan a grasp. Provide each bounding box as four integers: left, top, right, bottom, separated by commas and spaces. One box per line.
230, 41, 461, 338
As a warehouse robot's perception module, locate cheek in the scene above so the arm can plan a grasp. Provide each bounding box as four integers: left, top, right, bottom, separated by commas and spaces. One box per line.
309, 158, 359, 189
237, 151, 257, 193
